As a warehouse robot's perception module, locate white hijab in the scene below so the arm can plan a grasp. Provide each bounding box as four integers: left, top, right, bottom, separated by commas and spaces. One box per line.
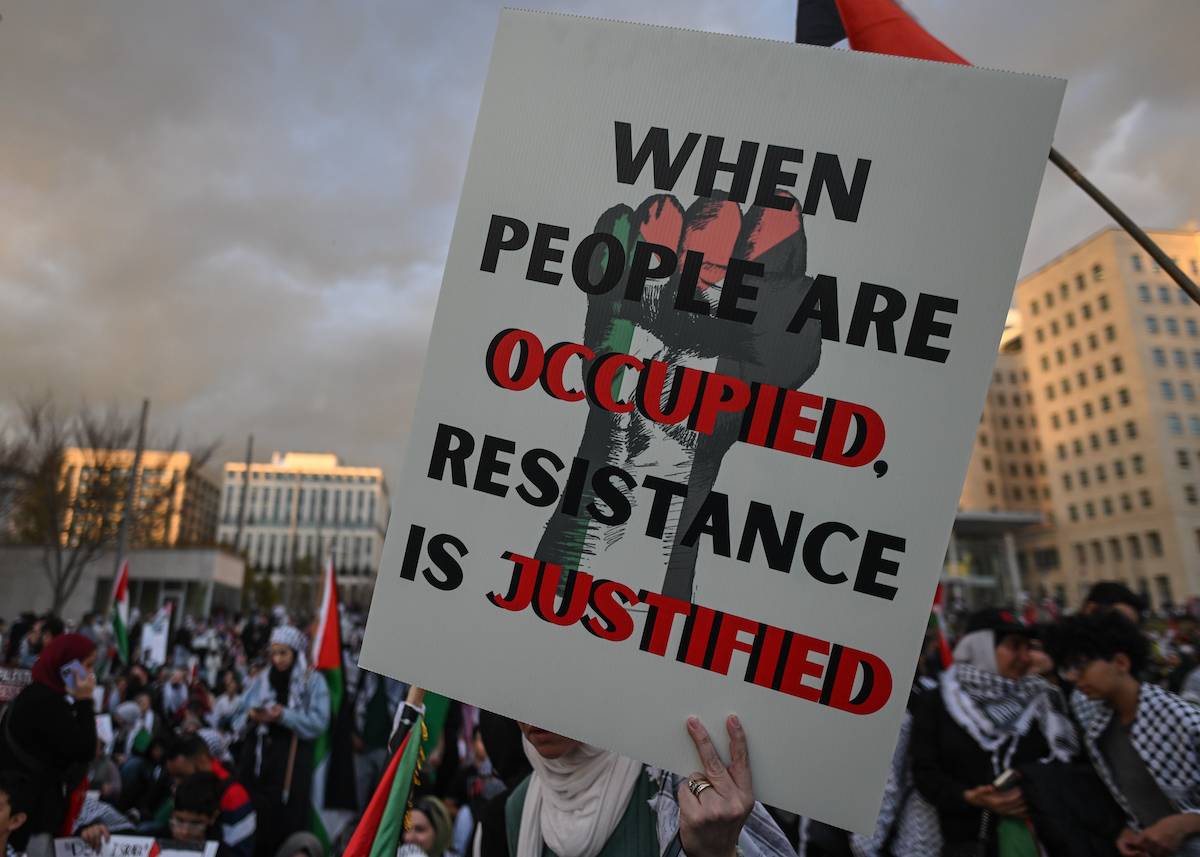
517, 737, 642, 857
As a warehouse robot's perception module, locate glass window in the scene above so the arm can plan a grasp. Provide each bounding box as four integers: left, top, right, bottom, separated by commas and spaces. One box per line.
1100, 395, 1112, 412
1114, 459, 1126, 478
1168, 414, 1184, 435
1159, 286, 1172, 304
1118, 388, 1131, 406
1060, 282, 1070, 299
1190, 415, 1200, 436
1147, 316, 1160, 334
1153, 348, 1167, 366
1099, 294, 1110, 311
1146, 531, 1163, 557
1132, 454, 1144, 474
1162, 381, 1176, 400
1166, 317, 1180, 336
1131, 254, 1143, 272
1088, 333, 1099, 350
1138, 284, 1152, 303
1112, 355, 1124, 373
1031, 299, 1040, 315
1107, 426, 1119, 445
1176, 350, 1188, 368
1140, 489, 1153, 509
1187, 319, 1198, 337
1183, 382, 1196, 402
1126, 420, 1138, 439
1105, 324, 1116, 342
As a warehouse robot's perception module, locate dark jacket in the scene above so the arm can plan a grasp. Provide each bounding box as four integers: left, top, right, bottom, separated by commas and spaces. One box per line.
910, 685, 1052, 850
0, 681, 97, 835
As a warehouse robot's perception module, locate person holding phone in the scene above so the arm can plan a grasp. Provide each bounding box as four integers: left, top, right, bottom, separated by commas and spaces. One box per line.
0, 633, 98, 857
910, 609, 1079, 857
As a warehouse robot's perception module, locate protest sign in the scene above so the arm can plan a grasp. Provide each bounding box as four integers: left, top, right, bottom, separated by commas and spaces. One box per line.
55, 837, 218, 857
0, 667, 31, 704
96, 713, 115, 754
140, 603, 172, 668
359, 10, 1063, 828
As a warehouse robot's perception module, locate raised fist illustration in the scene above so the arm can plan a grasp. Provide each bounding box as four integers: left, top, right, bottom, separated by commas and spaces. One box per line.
535, 191, 823, 599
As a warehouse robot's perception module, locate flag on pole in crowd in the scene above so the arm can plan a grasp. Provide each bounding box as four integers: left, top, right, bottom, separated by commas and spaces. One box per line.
111, 558, 131, 665
930, 583, 953, 668
344, 704, 426, 857
311, 556, 359, 847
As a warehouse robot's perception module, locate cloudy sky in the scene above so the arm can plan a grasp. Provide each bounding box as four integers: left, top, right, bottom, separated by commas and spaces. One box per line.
2, 0, 1197, 485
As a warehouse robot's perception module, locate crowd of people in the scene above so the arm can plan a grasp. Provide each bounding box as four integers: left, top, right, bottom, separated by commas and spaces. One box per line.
0, 580, 1197, 857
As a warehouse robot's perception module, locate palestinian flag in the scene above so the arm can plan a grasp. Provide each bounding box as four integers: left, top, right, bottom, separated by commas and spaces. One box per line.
344, 708, 425, 857
796, 0, 969, 65
310, 557, 358, 847
111, 558, 131, 664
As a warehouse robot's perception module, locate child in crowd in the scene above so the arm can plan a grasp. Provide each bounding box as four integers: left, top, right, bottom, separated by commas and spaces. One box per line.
0, 772, 30, 857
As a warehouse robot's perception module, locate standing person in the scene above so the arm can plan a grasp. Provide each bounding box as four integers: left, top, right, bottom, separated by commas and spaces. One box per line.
210, 670, 243, 732
1050, 612, 1200, 856
232, 626, 329, 857
352, 670, 405, 809
910, 608, 1078, 857
0, 634, 98, 857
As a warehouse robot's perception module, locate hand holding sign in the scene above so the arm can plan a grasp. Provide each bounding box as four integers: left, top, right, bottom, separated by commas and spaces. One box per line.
678, 715, 756, 857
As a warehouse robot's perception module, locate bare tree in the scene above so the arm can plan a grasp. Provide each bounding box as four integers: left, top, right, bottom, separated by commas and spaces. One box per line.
0, 398, 216, 614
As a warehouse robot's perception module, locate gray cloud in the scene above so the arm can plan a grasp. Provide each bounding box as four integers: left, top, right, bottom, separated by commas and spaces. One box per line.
1, 0, 1196, 485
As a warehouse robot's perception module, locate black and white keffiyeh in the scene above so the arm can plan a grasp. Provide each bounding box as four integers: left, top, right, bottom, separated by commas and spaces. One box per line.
1073, 682, 1200, 828
940, 631, 1077, 774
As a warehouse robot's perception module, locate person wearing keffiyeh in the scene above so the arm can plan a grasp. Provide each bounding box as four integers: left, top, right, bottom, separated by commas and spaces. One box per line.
231, 625, 329, 857
911, 608, 1078, 857
1050, 612, 1200, 857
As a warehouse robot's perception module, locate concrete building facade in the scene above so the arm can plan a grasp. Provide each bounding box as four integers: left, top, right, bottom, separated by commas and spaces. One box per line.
60, 448, 220, 547
216, 451, 390, 607
959, 227, 1200, 610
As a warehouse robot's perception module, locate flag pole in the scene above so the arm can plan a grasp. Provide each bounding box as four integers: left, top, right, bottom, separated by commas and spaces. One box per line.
1049, 147, 1200, 306
110, 398, 149, 611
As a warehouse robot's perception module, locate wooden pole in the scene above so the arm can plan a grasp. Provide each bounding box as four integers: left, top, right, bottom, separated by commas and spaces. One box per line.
1049, 147, 1200, 306
281, 732, 299, 804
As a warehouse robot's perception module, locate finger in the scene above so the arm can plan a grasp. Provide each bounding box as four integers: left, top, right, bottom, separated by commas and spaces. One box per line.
687, 716, 732, 786
735, 191, 805, 278
680, 196, 743, 294
725, 714, 753, 793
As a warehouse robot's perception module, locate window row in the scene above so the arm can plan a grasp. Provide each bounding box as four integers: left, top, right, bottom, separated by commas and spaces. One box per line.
1132, 253, 1200, 277
1037, 325, 1117, 367
1029, 270, 1106, 316
1047, 388, 1131, 426
1138, 282, 1197, 306
1150, 348, 1200, 371
1072, 530, 1165, 565
1166, 414, 1200, 436
1054, 423, 1140, 458
1146, 315, 1199, 337
1067, 491, 1154, 521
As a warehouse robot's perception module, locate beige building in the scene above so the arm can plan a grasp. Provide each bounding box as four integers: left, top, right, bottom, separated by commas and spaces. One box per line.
959, 227, 1200, 610
217, 451, 390, 606
60, 448, 220, 547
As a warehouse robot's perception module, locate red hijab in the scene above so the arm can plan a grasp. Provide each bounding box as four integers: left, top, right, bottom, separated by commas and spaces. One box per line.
31, 633, 97, 695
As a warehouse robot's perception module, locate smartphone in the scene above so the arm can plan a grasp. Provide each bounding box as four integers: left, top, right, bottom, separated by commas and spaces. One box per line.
992, 769, 1021, 791
59, 659, 86, 693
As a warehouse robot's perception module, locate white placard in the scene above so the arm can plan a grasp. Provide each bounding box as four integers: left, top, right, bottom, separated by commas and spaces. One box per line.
360, 10, 1063, 830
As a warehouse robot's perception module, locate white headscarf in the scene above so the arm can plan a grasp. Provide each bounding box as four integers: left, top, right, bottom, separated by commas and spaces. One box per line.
269, 625, 310, 709
517, 737, 642, 857
941, 629, 1078, 774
